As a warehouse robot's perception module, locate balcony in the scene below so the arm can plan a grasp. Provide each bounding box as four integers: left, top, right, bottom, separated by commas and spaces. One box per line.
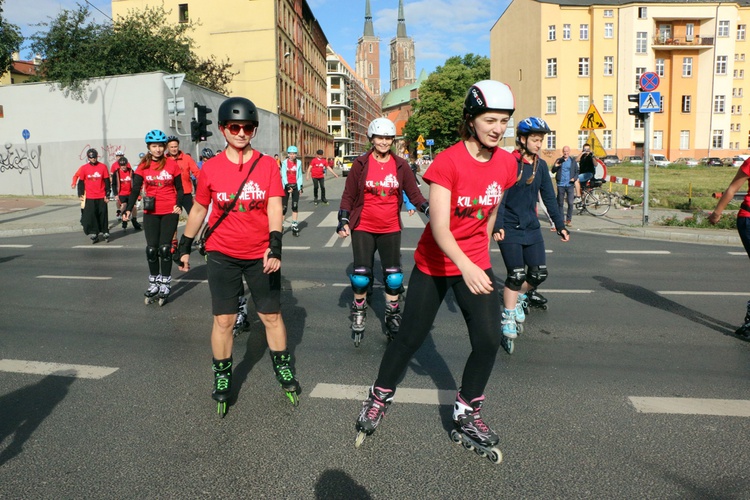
652, 35, 714, 50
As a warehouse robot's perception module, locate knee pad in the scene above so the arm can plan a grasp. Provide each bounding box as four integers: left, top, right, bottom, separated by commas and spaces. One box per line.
158, 244, 173, 263
505, 267, 526, 291
383, 266, 404, 295
527, 265, 548, 288
146, 245, 158, 263
291, 201, 299, 213
349, 266, 372, 294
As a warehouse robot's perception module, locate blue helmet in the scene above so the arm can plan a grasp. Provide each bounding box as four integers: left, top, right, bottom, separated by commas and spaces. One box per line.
516, 117, 551, 136
145, 129, 168, 145
287, 145, 298, 154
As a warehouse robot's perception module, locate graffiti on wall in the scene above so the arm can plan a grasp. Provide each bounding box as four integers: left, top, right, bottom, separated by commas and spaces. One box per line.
78, 144, 129, 163
0, 143, 42, 174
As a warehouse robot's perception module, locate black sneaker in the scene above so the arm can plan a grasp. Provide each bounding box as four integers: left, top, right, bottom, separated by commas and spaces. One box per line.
122, 221, 127, 229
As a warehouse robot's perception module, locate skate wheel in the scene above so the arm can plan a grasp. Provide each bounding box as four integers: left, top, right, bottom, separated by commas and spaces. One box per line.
488, 447, 503, 464
462, 441, 475, 451
476, 449, 487, 458
158, 298, 166, 307
144, 297, 150, 305
354, 431, 367, 449
517, 322, 524, 335
542, 304, 548, 310
450, 429, 462, 444
217, 401, 227, 418
502, 337, 514, 355
286, 391, 300, 407
353, 332, 362, 348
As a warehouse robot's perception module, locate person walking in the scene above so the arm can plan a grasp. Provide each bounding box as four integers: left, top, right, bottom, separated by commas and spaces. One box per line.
76, 148, 111, 243
551, 145, 578, 226
177, 97, 300, 416
307, 149, 338, 205
282, 145, 304, 236
111, 156, 141, 231
336, 117, 428, 346
122, 130, 184, 306
353, 81, 517, 463
494, 117, 570, 354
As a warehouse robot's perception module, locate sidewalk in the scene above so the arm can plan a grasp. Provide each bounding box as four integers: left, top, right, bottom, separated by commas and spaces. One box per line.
0, 195, 742, 246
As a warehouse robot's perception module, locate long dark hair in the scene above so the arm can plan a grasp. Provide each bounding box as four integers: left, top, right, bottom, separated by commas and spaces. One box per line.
139, 150, 167, 171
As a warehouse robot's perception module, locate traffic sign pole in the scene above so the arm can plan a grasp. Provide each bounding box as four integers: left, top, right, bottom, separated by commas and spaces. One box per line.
643, 114, 650, 226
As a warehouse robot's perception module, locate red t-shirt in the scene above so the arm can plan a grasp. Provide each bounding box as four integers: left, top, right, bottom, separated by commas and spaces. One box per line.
414, 143, 517, 276
135, 158, 181, 215
285, 159, 299, 185
357, 155, 400, 234
78, 162, 110, 199
110, 162, 119, 175
195, 150, 285, 260
740, 159, 750, 218
309, 157, 327, 179
115, 168, 134, 197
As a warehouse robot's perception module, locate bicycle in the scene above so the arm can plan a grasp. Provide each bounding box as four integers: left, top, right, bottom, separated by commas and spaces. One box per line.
575, 178, 611, 216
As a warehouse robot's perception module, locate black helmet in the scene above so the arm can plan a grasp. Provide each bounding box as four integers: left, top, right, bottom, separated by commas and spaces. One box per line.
218, 97, 259, 126
86, 148, 98, 159
316, 149, 324, 155
167, 135, 179, 144
118, 157, 128, 166
201, 147, 214, 159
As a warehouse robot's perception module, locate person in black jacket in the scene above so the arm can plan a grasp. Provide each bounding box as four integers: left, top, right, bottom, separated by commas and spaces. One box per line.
493, 117, 570, 353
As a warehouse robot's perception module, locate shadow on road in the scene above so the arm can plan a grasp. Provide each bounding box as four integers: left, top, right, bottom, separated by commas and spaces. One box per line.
314, 469, 371, 500
170, 261, 208, 302
0, 372, 75, 466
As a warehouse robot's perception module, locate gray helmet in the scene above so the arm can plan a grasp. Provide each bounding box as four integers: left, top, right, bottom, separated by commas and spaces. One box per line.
218, 97, 259, 126
86, 148, 98, 159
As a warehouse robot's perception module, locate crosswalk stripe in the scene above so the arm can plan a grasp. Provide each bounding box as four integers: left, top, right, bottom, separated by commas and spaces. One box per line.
72, 245, 124, 249
0, 359, 119, 379
728, 252, 747, 256
629, 396, 750, 417
310, 383, 455, 405
324, 233, 338, 248
606, 250, 670, 254
0, 244, 32, 248
37, 275, 111, 280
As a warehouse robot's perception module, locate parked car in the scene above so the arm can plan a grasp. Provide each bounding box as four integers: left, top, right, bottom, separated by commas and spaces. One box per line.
729, 156, 746, 167
340, 154, 359, 176
674, 157, 699, 166
601, 155, 620, 166
700, 157, 723, 166
650, 154, 670, 167
622, 155, 643, 164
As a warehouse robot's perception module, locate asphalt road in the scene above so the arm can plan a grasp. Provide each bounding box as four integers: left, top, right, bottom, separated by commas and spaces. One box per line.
1, 194, 749, 498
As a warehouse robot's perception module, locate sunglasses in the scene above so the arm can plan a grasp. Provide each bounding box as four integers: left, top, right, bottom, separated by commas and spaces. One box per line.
225, 123, 255, 135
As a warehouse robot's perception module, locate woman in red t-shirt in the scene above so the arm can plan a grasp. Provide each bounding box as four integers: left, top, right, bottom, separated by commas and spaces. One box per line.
337, 118, 428, 346
710, 160, 750, 337
112, 156, 141, 231
353, 82, 517, 462
176, 97, 300, 415
123, 130, 183, 305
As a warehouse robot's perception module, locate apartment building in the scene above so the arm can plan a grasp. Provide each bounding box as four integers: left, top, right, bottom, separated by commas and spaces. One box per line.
491, 0, 750, 161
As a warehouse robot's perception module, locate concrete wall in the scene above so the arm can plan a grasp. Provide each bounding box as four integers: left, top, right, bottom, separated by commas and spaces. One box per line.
0, 71, 279, 196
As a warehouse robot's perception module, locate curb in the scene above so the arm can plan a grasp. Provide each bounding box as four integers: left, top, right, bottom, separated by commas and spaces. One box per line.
0, 225, 83, 238
580, 227, 742, 246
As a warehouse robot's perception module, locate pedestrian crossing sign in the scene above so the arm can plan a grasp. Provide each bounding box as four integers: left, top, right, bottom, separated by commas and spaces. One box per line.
639, 92, 661, 113
579, 104, 606, 130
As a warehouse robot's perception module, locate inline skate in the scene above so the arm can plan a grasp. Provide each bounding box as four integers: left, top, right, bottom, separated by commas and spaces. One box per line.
157, 275, 171, 306
735, 300, 750, 338
101, 232, 110, 243
354, 386, 394, 448
212, 357, 232, 418
501, 308, 517, 354
351, 298, 367, 347
528, 289, 548, 310
144, 275, 161, 305
514, 294, 526, 334
233, 296, 249, 337
450, 393, 502, 464
271, 350, 301, 406
291, 221, 300, 237
384, 300, 401, 341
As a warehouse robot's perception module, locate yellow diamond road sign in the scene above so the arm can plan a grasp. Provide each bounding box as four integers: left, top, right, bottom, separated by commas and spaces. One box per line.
580, 104, 606, 130
417, 134, 425, 144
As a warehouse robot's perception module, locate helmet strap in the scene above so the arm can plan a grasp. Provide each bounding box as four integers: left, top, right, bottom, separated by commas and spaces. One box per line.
468, 121, 496, 153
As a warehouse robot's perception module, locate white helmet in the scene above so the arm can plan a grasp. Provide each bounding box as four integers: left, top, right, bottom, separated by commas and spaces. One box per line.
367, 117, 396, 139
115, 150, 124, 156
463, 80, 515, 117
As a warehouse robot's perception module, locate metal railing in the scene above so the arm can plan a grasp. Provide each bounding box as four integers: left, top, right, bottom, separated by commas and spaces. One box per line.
653, 35, 714, 46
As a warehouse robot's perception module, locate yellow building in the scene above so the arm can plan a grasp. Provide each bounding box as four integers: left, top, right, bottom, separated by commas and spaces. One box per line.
491, 0, 750, 162
112, 0, 331, 159
0, 54, 40, 86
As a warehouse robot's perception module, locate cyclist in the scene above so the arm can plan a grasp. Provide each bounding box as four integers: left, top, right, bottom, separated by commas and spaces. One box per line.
281, 145, 304, 236
493, 117, 570, 351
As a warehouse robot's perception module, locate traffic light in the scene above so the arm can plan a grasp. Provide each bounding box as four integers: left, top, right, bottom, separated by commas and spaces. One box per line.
193, 103, 213, 142
628, 93, 645, 121
190, 119, 200, 142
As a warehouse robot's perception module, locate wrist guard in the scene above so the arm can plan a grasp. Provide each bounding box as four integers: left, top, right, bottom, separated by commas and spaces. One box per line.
419, 202, 430, 218
178, 235, 194, 257
557, 227, 569, 238
336, 209, 350, 233
268, 230, 282, 260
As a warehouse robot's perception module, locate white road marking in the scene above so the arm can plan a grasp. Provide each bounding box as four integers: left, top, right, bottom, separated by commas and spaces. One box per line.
320, 212, 339, 227
728, 252, 747, 256
72, 245, 124, 249
310, 383, 456, 405
37, 275, 111, 280
606, 250, 670, 254
629, 396, 750, 417
332, 283, 409, 290
285, 246, 311, 250
0, 244, 32, 248
174, 279, 208, 283
0, 359, 119, 379
342, 237, 351, 247
535, 289, 593, 294
324, 233, 339, 247
659, 291, 750, 296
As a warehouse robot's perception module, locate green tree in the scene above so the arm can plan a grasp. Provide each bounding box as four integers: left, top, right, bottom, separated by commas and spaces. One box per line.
0, 0, 24, 76
29, 4, 235, 100
403, 54, 490, 154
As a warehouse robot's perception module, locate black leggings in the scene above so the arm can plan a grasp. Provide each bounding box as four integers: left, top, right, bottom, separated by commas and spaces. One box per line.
374, 266, 502, 401
143, 213, 179, 276
283, 184, 300, 215
312, 177, 326, 202
498, 239, 547, 276
351, 230, 401, 284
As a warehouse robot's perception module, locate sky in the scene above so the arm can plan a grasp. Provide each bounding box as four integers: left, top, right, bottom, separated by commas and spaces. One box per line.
7, 0, 511, 93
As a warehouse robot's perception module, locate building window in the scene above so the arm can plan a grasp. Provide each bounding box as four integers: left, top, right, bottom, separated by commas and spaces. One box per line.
604, 9, 613, 18
712, 130, 724, 149
714, 95, 726, 113
580, 24, 589, 40
563, 24, 571, 40
638, 7, 647, 19
548, 25, 556, 41
603, 130, 612, 149
604, 23, 613, 38
369, 63, 373, 75
719, 20, 730, 37
578, 95, 590, 114
636, 32, 647, 53
547, 58, 557, 77
635, 116, 644, 129
659, 95, 665, 113
686, 23, 695, 42
680, 131, 690, 149
603, 94, 613, 112
655, 58, 665, 77
369, 43, 373, 53
683, 57, 693, 77
546, 96, 557, 114
577, 131, 588, 149
716, 55, 728, 75
635, 67, 646, 88
578, 57, 590, 77
681, 95, 691, 113
178, 3, 189, 22
739, 24, 747, 41
546, 131, 557, 150
653, 131, 663, 150
604, 56, 614, 76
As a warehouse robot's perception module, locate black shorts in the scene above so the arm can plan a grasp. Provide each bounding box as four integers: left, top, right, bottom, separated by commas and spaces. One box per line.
206, 251, 281, 316
118, 195, 129, 204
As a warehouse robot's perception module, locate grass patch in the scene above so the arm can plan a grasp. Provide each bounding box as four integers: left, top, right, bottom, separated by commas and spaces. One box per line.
659, 210, 737, 229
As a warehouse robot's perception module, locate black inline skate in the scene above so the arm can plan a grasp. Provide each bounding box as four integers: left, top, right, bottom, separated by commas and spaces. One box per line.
735, 300, 750, 338
450, 393, 502, 464
212, 357, 232, 418
157, 275, 171, 306
144, 274, 160, 305
384, 300, 401, 341
355, 386, 394, 448
528, 288, 548, 310
351, 298, 367, 347
233, 296, 249, 337
271, 350, 300, 406
292, 221, 300, 237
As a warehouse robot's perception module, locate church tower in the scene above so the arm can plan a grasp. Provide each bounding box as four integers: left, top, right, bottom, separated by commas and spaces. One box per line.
356, 0, 381, 96
389, 0, 416, 91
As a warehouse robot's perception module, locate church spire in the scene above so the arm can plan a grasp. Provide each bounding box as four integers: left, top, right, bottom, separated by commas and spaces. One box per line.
363, 0, 374, 37
396, 0, 407, 38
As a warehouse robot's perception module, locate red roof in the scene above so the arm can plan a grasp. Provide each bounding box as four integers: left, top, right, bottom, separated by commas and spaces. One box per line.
11, 60, 37, 76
